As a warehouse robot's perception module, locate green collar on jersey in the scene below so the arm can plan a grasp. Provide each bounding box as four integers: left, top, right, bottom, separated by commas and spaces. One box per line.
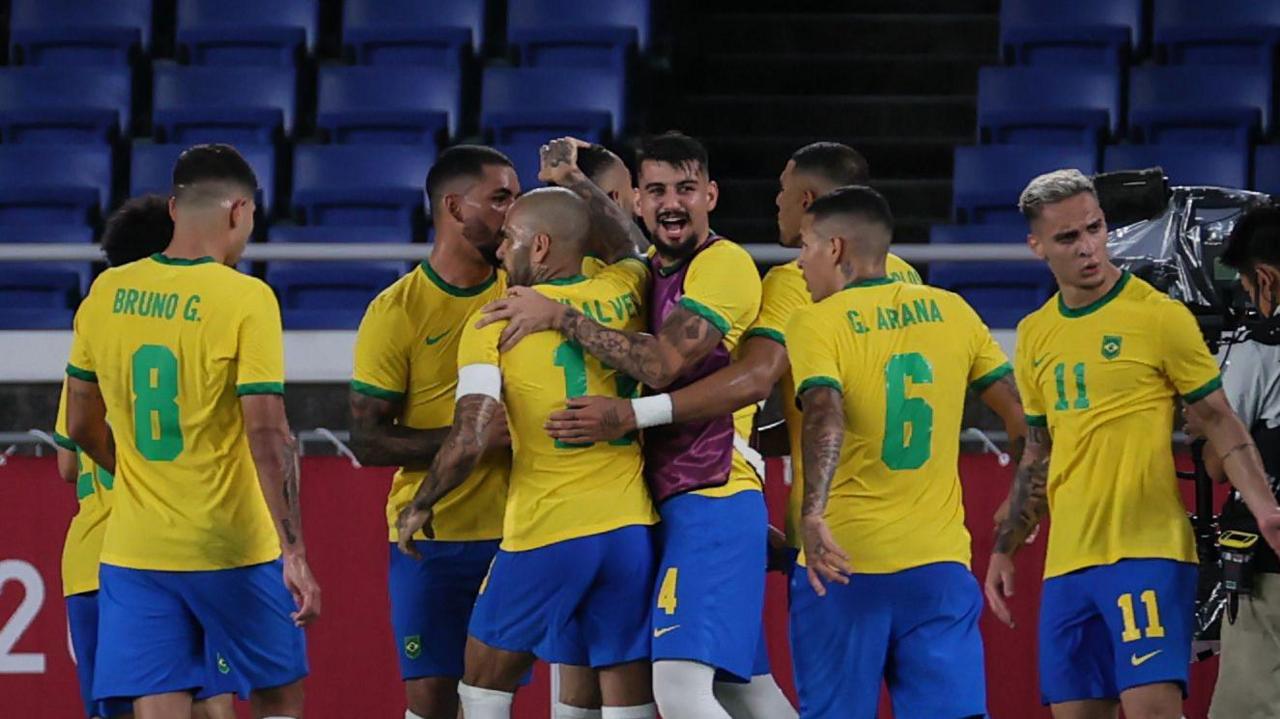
151, 253, 215, 266
844, 276, 896, 289
537, 274, 587, 286
1058, 270, 1131, 318
419, 260, 497, 297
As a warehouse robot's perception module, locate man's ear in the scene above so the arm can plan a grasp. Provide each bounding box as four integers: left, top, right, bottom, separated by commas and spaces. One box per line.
608, 189, 620, 204
1027, 232, 1047, 260
531, 233, 552, 264
828, 235, 845, 265
706, 180, 719, 212
631, 188, 641, 217
800, 188, 817, 211
442, 193, 466, 225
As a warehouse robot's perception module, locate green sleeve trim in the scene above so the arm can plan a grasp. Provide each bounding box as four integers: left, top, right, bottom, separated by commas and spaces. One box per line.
350, 380, 406, 402
970, 362, 1013, 393
236, 382, 285, 396
52, 432, 77, 451
1182, 375, 1223, 405
65, 364, 97, 383
743, 327, 786, 347
795, 376, 844, 409
677, 296, 731, 336
1026, 414, 1048, 427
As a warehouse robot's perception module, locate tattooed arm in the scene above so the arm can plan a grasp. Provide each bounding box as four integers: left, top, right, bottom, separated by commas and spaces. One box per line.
984, 422, 1051, 628
797, 385, 852, 596
558, 305, 723, 389
396, 395, 502, 556
348, 391, 451, 469
243, 393, 320, 625
978, 375, 1030, 528
540, 137, 649, 262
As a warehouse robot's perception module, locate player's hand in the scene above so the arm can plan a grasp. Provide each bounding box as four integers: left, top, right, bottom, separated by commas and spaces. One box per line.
545, 396, 636, 443
1254, 506, 1280, 557
800, 515, 851, 597
993, 496, 1039, 545
395, 503, 435, 559
477, 287, 567, 352
984, 552, 1017, 629
538, 136, 591, 186
282, 552, 321, 627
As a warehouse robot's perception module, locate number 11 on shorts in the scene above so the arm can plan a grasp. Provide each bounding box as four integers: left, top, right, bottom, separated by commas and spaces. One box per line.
657, 568, 678, 615
1117, 590, 1165, 642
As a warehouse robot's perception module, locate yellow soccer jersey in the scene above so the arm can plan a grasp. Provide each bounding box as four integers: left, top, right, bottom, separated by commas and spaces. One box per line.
653, 238, 764, 497
352, 261, 511, 542
1016, 271, 1219, 578
53, 380, 113, 596
66, 254, 282, 571
787, 277, 1010, 573
744, 254, 922, 547
457, 258, 659, 551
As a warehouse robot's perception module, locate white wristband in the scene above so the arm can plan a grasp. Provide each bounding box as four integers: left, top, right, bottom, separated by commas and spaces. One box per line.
631, 394, 673, 429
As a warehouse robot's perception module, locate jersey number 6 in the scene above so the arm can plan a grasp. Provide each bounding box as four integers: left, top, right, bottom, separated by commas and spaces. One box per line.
882, 352, 934, 470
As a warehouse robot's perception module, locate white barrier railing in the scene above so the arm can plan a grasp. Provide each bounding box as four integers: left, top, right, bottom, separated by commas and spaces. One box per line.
0, 242, 1038, 263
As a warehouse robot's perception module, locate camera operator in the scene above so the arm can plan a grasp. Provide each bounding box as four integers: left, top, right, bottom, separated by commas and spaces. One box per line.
1190, 204, 1280, 719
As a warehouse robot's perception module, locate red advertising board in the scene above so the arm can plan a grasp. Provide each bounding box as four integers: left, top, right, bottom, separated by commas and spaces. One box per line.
1, 455, 1221, 718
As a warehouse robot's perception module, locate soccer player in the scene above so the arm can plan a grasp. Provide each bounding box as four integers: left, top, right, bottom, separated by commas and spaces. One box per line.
785, 186, 1005, 719
54, 195, 238, 719
349, 145, 520, 719
482, 132, 769, 719
987, 170, 1280, 719
64, 144, 318, 719
395, 187, 658, 719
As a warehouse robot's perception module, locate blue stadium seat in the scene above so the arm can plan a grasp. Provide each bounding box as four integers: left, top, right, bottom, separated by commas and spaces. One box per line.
1154, 0, 1280, 66
0, 225, 96, 298
316, 66, 461, 144
0, 67, 131, 143
10, 0, 152, 66
508, 0, 649, 70
978, 66, 1121, 145
929, 224, 1027, 245
0, 266, 81, 328
1104, 145, 1248, 189
131, 143, 277, 216
1254, 146, 1280, 197
176, 0, 317, 65
953, 145, 1098, 225
153, 64, 297, 144
267, 262, 402, 329
929, 262, 1056, 329
1129, 66, 1271, 147
1000, 0, 1142, 66
343, 0, 484, 68
494, 141, 546, 195
481, 68, 624, 144
0, 145, 112, 225
270, 225, 412, 244
292, 145, 436, 228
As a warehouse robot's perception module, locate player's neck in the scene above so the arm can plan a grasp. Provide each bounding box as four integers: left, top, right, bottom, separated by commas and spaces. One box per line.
1059, 263, 1124, 310
652, 230, 713, 269
164, 231, 224, 264
428, 236, 493, 288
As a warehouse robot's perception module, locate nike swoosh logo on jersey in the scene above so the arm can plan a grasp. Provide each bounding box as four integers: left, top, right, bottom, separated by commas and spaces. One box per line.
1130, 650, 1162, 666
1032, 355, 1047, 367
653, 625, 681, 639
425, 332, 450, 346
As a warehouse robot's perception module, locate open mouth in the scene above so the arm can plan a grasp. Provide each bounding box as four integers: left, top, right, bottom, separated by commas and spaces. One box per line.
657, 213, 689, 242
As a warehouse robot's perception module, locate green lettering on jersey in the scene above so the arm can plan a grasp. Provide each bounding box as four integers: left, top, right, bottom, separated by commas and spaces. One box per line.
900, 303, 916, 327
123, 289, 140, 315
913, 299, 930, 322
592, 300, 612, 323
929, 299, 944, 322
846, 310, 869, 335
112, 288, 126, 313
183, 295, 201, 322
886, 308, 899, 329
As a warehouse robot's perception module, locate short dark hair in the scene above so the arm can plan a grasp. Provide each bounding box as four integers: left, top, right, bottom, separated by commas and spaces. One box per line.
1223, 203, 1280, 274
636, 131, 709, 178
425, 144, 514, 212
577, 143, 620, 185
806, 185, 895, 232
101, 194, 174, 267
171, 144, 258, 201
791, 142, 870, 186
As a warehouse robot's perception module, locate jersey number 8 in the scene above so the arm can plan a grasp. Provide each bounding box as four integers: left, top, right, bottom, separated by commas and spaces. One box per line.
132, 345, 184, 461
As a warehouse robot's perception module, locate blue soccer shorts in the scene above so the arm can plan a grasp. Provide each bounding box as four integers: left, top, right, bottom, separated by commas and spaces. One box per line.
651, 490, 768, 682
388, 539, 500, 680
469, 524, 654, 668
1039, 558, 1196, 705
94, 559, 306, 703
789, 561, 987, 719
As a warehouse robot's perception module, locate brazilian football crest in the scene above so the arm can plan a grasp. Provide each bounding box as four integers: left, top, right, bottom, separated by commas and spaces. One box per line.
1101, 335, 1122, 360
404, 635, 422, 660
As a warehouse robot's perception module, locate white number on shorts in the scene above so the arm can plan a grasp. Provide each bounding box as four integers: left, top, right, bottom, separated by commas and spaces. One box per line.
0, 560, 46, 673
